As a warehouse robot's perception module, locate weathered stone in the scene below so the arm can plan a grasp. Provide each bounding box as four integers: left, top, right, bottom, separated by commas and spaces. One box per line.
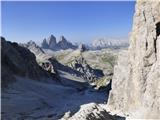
78, 44, 87, 52
69, 56, 104, 83
61, 103, 125, 120
107, 1, 160, 119
1, 37, 54, 87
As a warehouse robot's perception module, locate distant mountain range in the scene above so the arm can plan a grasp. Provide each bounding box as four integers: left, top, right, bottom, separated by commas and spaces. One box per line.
41, 35, 78, 50
91, 37, 129, 49
40, 34, 128, 51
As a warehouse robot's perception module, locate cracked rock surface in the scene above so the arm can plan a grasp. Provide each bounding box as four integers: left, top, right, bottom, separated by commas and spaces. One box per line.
108, 1, 160, 119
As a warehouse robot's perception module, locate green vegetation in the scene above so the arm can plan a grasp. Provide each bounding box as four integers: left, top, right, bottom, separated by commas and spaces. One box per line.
101, 54, 117, 68
94, 76, 112, 89
66, 59, 75, 66
56, 53, 67, 61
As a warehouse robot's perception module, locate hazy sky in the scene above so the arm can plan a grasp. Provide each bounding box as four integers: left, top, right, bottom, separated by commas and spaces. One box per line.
2, 1, 135, 44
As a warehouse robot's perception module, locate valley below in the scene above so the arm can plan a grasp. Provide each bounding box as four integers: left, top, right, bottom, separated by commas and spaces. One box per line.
1, 0, 160, 120
2, 77, 107, 120
1, 37, 125, 120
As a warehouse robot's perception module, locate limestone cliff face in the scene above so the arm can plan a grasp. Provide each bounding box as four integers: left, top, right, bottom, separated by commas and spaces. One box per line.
108, 0, 160, 118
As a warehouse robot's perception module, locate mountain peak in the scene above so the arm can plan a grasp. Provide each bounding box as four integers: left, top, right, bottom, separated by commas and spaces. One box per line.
48, 34, 56, 41
27, 40, 36, 46
41, 34, 77, 50
59, 35, 67, 42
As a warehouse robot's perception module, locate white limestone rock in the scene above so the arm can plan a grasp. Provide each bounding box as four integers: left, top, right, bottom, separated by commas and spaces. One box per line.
107, 0, 160, 119
61, 103, 124, 120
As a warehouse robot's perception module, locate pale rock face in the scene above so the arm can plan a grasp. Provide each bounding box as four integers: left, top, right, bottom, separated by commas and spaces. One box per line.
108, 0, 160, 119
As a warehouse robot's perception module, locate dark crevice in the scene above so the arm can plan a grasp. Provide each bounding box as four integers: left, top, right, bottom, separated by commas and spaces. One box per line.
143, 11, 146, 22
146, 41, 148, 50
156, 22, 160, 37
154, 22, 160, 55
154, 22, 160, 53
154, 39, 157, 54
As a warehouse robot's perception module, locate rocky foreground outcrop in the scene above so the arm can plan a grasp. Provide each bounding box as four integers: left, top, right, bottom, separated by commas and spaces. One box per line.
61, 103, 125, 120
108, 0, 160, 119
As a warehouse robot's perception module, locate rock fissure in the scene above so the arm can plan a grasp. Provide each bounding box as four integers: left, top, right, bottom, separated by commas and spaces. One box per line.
156, 22, 160, 37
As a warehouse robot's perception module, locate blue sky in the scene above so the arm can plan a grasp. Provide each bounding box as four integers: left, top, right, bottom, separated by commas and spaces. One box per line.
2, 1, 135, 44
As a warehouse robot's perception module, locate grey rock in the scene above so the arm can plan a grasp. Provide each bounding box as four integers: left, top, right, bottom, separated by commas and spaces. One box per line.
61, 103, 125, 120
57, 35, 77, 50
107, 0, 160, 119
47, 34, 57, 49
69, 56, 104, 83
41, 35, 77, 50
1, 37, 55, 88
41, 35, 57, 50
78, 44, 87, 52
20, 40, 45, 56
41, 38, 49, 49
21, 40, 61, 80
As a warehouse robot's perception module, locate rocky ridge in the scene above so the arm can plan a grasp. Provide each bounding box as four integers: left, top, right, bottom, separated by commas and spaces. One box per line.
61, 103, 125, 120
1, 37, 58, 88
20, 40, 45, 57
22, 40, 105, 87
69, 56, 104, 83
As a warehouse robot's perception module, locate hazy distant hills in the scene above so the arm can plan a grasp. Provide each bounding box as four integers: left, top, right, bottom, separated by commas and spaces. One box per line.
40, 34, 128, 51
91, 37, 129, 49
